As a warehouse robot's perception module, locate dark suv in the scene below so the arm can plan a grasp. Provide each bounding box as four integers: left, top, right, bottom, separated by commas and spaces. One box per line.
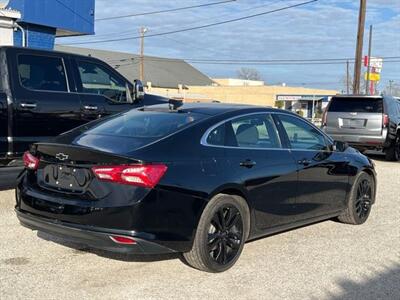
322, 95, 400, 161
0, 46, 167, 168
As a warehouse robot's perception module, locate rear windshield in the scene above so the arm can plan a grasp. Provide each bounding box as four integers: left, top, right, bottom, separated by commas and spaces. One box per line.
328, 97, 383, 113
55, 109, 206, 153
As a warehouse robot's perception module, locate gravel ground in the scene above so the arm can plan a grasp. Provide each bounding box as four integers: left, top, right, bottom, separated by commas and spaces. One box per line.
0, 158, 399, 300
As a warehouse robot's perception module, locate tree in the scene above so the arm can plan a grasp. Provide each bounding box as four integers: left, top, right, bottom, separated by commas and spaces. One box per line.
237, 68, 263, 81
383, 81, 400, 97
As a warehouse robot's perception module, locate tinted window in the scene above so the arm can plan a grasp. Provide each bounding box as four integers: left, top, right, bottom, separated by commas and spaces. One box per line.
328, 97, 383, 113
206, 114, 281, 149
207, 123, 226, 146
18, 55, 68, 92
77, 61, 128, 103
279, 114, 327, 151
62, 110, 204, 153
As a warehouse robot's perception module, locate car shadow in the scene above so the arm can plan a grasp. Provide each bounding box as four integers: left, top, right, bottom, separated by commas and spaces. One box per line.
37, 231, 182, 263
328, 262, 400, 299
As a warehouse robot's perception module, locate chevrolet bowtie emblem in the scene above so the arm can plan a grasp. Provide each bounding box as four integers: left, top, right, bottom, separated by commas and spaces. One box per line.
55, 153, 69, 161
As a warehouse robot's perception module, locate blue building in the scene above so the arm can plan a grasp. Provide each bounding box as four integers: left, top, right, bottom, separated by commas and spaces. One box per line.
6, 0, 95, 49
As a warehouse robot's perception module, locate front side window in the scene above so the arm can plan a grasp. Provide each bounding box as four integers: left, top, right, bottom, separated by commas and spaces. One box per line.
278, 114, 327, 151
206, 114, 281, 149
77, 61, 128, 103
18, 55, 68, 92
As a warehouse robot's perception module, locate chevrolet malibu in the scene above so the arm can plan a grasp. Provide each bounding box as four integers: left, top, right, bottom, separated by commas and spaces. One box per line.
16, 103, 376, 272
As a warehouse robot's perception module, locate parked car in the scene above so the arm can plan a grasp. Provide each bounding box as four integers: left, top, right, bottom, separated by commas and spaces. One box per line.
0, 46, 167, 169
322, 95, 400, 161
16, 103, 377, 272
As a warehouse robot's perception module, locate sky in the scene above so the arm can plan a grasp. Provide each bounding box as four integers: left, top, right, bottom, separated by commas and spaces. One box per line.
58, 0, 400, 91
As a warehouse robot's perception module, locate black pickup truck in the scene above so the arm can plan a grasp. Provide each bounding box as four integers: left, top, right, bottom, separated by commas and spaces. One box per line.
0, 47, 167, 166
0, 47, 167, 187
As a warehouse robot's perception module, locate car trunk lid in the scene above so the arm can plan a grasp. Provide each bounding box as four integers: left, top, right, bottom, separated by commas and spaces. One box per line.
33, 143, 141, 195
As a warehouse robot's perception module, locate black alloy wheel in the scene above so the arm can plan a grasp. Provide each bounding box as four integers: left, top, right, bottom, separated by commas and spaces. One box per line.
183, 194, 250, 272
354, 179, 372, 220
208, 205, 243, 265
338, 172, 374, 225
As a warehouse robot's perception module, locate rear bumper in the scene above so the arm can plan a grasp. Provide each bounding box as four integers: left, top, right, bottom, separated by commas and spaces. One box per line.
326, 132, 388, 149
16, 208, 176, 255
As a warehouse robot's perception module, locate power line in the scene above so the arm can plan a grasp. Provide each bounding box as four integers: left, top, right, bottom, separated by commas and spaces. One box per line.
96, 0, 237, 21
105, 58, 400, 66
61, 0, 318, 45
88, 0, 287, 39
104, 56, 400, 64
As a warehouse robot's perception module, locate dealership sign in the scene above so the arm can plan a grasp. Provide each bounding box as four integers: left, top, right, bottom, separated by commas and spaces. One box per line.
364, 56, 383, 69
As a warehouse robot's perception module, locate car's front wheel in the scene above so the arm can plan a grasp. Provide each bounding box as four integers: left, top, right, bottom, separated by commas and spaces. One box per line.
338, 172, 375, 225
183, 194, 250, 272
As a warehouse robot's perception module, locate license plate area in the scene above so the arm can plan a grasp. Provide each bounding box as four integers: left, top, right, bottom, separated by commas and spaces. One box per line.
42, 165, 92, 193
340, 118, 366, 128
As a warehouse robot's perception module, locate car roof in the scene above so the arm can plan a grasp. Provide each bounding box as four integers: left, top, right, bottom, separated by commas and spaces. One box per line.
0, 46, 106, 62
140, 102, 276, 116
331, 95, 383, 99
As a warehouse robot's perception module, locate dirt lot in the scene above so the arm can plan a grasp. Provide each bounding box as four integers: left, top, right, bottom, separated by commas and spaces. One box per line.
0, 157, 399, 300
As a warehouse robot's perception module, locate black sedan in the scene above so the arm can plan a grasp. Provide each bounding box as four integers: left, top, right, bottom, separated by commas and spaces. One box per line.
16, 103, 377, 272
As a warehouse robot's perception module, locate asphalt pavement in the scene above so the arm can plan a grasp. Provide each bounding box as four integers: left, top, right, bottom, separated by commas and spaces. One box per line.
0, 158, 399, 300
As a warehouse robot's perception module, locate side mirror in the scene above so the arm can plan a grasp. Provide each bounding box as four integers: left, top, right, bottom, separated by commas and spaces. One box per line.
132, 80, 145, 103
332, 140, 349, 152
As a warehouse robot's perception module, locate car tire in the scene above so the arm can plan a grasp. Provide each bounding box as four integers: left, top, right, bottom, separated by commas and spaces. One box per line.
183, 194, 250, 273
385, 134, 400, 161
338, 172, 375, 225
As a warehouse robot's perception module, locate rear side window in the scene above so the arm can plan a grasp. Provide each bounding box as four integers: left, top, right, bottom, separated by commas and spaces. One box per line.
328, 97, 383, 113
206, 114, 281, 149
17, 55, 68, 92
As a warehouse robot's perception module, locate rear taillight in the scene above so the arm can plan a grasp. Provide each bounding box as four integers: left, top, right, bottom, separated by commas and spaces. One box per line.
92, 164, 168, 188
109, 235, 136, 245
23, 151, 40, 170
383, 114, 389, 128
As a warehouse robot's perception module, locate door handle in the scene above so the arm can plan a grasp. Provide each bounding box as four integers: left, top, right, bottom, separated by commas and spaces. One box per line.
83, 105, 98, 111
20, 103, 37, 109
298, 159, 312, 166
240, 159, 257, 168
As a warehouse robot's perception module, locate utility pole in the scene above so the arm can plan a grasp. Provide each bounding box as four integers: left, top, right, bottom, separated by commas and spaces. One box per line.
365, 25, 373, 95
346, 60, 350, 94
139, 27, 147, 82
353, 0, 367, 94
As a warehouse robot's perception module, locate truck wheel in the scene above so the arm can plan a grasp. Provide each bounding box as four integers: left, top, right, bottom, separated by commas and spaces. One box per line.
338, 172, 375, 225
183, 194, 250, 273
385, 134, 400, 161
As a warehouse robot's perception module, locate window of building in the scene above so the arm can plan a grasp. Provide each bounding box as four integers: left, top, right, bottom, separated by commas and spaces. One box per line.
18, 55, 68, 92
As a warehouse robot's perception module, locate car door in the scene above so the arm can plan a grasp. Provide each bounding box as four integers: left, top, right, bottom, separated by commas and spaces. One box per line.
10, 52, 82, 155
72, 58, 136, 122
0, 90, 7, 158
205, 113, 299, 231
275, 113, 349, 219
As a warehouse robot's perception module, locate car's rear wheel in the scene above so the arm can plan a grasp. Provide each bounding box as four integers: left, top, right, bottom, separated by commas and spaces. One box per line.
183, 194, 250, 272
338, 172, 375, 225
385, 134, 400, 161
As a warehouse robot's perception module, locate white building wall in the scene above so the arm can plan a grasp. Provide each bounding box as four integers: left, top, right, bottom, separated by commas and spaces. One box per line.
0, 9, 21, 46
